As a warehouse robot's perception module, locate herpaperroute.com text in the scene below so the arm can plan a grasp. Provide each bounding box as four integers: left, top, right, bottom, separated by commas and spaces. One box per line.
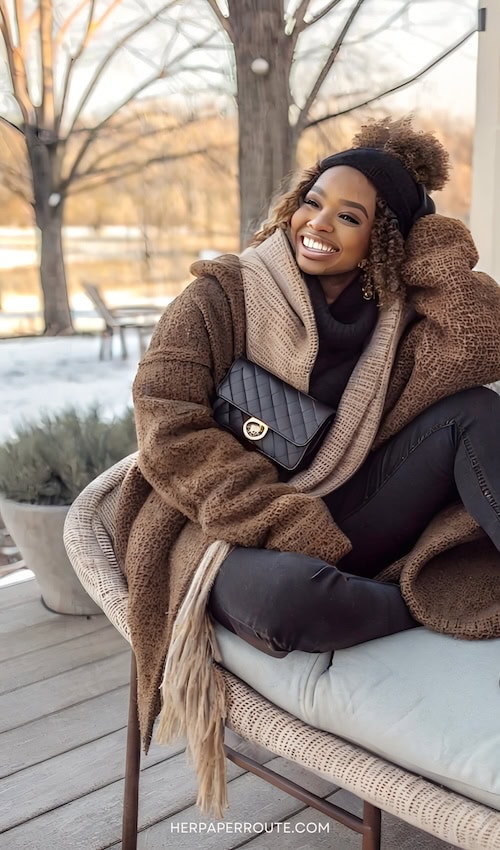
170, 821, 330, 834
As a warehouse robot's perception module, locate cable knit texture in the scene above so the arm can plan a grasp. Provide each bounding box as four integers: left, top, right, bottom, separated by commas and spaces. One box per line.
115, 214, 500, 812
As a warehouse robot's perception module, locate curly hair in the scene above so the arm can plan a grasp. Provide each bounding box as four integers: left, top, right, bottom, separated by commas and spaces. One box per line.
352, 116, 450, 191
249, 117, 450, 306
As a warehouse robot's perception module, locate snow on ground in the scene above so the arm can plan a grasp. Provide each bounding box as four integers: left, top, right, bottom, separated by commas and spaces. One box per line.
0, 333, 143, 441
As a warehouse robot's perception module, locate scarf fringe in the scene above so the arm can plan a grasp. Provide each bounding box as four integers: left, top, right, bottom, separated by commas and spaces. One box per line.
157, 540, 232, 819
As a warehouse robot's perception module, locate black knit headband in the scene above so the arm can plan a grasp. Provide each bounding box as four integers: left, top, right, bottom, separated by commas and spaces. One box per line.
319, 148, 435, 238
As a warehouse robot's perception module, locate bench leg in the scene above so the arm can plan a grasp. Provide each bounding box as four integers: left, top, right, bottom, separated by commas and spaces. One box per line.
122, 651, 141, 850
119, 326, 128, 360
362, 801, 381, 850
138, 327, 148, 358
100, 329, 113, 360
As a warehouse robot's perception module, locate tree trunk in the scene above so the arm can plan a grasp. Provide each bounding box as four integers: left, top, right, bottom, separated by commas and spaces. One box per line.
230, 0, 296, 247
38, 203, 73, 335
25, 125, 73, 335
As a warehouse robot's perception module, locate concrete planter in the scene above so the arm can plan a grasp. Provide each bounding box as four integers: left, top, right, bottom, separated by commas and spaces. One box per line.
0, 498, 101, 616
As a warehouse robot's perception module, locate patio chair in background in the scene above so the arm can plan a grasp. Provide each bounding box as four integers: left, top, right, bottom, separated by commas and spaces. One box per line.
63, 454, 500, 850
82, 282, 163, 360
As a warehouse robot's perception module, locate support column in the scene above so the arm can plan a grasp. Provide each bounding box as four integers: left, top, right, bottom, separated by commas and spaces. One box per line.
470, 1, 500, 279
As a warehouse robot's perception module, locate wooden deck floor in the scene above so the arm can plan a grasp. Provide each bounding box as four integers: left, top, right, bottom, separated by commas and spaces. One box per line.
0, 577, 458, 850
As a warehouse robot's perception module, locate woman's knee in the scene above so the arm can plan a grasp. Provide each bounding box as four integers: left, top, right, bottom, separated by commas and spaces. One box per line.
211, 548, 329, 634
430, 386, 500, 429
455, 385, 500, 412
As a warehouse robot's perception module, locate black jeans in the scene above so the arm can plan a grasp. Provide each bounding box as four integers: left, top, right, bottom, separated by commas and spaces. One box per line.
209, 387, 500, 654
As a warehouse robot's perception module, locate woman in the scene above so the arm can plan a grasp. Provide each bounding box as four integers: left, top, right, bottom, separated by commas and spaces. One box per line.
115, 118, 500, 814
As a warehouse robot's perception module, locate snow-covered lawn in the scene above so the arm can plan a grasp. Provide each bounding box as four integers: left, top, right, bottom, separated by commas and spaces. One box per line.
0, 333, 142, 441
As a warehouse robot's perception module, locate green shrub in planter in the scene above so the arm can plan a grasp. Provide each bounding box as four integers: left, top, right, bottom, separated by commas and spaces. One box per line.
0, 407, 138, 614
0, 406, 137, 506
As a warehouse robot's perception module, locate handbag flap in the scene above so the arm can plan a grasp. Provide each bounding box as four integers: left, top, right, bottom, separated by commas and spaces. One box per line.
216, 358, 335, 447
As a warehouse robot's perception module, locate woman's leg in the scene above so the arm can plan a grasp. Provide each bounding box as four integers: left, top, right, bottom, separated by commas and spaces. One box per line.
326, 386, 500, 576
209, 547, 417, 654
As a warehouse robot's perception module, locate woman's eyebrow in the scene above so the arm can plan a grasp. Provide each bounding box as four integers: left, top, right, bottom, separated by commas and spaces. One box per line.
339, 198, 369, 219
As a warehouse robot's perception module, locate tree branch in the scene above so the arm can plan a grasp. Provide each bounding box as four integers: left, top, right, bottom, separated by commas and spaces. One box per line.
0, 113, 24, 135
289, 0, 311, 42
55, 0, 87, 46
0, 162, 31, 202
63, 26, 219, 189
25, 7, 40, 42
67, 145, 230, 194
56, 0, 97, 133
39, 0, 55, 128
65, 0, 181, 138
206, 0, 233, 39
345, 0, 412, 45
296, 0, 366, 134
14, 0, 26, 48
0, 3, 31, 121
62, 65, 181, 188
77, 119, 190, 175
304, 27, 476, 129
296, 0, 344, 35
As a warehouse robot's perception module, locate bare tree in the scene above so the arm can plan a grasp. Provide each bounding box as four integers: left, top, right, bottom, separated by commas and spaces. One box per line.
205, 0, 477, 246
0, 0, 223, 334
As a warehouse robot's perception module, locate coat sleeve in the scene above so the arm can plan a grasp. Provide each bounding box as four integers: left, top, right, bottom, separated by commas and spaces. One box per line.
132, 277, 351, 564
377, 214, 500, 443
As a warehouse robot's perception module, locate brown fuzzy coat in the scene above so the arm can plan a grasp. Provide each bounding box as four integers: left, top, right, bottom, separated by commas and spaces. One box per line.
115, 215, 500, 750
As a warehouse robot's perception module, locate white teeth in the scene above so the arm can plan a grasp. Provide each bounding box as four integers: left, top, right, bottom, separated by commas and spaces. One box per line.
303, 236, 337, 253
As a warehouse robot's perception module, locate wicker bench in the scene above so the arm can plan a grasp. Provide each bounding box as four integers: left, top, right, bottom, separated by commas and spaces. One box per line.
64, 454, 500, 850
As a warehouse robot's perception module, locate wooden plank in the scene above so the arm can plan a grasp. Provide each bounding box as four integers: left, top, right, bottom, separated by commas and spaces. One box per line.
0, 597, 61, 632
0, 651, 129, 733
0, 686, 129, 777
0, 751, 245, 850
0, 596, 106, 635
0, 625, 127, 695
0, 730, 185, 832
0, 612, 108, 662
0, 577, 38, 611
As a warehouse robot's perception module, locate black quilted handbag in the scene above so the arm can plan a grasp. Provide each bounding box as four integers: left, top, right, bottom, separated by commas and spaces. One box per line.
212, 358, 336, 472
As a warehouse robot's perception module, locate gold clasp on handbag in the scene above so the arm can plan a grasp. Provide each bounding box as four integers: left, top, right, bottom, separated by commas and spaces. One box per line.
243, 417, 269, 441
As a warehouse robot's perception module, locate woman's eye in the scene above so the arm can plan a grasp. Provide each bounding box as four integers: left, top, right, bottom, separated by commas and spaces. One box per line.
304, 197, 319, 208
339, 213, 360, 225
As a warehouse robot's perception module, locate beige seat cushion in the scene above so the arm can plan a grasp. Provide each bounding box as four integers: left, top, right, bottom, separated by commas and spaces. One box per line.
216, 624, 500, 811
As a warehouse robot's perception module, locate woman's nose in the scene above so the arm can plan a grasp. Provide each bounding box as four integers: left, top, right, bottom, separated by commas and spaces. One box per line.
307, 214, 334, 232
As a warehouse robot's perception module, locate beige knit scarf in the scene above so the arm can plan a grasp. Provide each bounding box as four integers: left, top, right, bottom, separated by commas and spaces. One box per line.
157, 228, 412, 816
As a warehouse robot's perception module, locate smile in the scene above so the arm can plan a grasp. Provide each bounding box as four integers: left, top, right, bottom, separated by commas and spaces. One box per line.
301, 235, 339, 254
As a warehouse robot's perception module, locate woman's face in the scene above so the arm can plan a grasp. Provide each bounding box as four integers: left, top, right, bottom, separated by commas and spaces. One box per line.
290, 166, 377, 281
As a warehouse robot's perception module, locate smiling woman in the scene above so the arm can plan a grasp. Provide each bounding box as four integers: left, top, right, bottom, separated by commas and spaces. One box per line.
290, 166, 376, 302
115, 116, 500, 814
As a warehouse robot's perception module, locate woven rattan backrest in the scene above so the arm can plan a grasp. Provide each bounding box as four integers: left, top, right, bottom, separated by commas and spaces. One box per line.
64, 454, 137, 641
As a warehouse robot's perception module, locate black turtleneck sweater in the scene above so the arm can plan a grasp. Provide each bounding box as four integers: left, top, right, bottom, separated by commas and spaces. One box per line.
306, 274, 378, 408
